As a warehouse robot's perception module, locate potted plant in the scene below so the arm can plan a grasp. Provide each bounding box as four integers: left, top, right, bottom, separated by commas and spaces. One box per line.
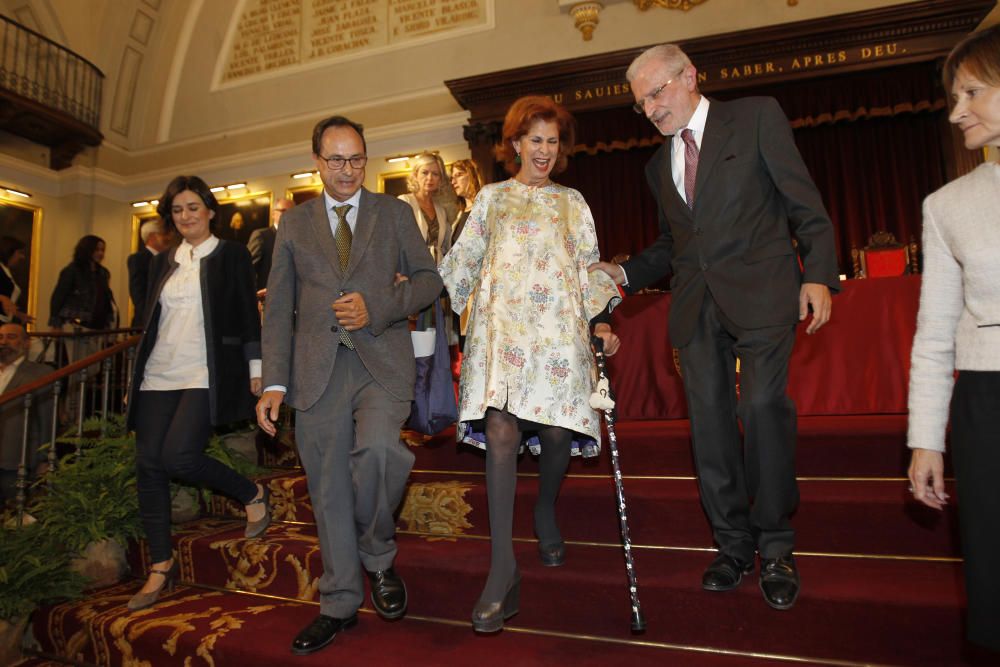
30, 415, 142, 587
0, 521, 87, 665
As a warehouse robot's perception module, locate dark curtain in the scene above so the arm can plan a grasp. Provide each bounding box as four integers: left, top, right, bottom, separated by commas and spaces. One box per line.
793, 112, 947, 271
556, 61, 951, 275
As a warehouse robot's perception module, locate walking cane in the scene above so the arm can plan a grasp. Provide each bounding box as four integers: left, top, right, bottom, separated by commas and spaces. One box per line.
590, 336, 647, 633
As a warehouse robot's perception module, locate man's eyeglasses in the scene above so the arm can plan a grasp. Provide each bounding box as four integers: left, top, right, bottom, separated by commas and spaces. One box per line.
632, 69, 685, 115
319, 155, 368, 170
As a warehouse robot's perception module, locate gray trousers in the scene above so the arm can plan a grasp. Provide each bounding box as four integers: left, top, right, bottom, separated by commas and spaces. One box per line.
295, 346, 414, 617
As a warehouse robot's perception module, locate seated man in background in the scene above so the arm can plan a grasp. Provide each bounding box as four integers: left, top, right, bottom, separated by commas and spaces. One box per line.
0, 323, 53, 506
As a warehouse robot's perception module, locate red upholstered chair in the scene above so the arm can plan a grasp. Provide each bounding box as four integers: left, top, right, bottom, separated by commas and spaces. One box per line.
850, 231, 918, 279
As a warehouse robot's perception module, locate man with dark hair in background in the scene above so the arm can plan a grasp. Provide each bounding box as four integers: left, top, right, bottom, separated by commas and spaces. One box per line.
248, 197, 293, 290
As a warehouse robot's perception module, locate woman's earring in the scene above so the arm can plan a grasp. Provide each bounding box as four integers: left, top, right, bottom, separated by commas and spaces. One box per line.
514, 152, 521, 165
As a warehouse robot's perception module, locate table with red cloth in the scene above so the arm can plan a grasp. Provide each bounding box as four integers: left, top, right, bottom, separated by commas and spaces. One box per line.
605, 275, 922, 419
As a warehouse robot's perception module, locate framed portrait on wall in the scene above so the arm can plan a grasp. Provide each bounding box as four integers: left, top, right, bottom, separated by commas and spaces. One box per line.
0, 195, 42, 323
215, 191, 272, 246
377, 169, 411, 197
286, 184, 322, 206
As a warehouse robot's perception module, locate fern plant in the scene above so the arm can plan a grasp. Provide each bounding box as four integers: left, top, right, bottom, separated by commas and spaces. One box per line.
0, 521, 87, 621
30, 415, 142, 553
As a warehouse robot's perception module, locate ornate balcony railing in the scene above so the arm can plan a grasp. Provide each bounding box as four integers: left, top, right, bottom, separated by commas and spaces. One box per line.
0, 15, 103, 168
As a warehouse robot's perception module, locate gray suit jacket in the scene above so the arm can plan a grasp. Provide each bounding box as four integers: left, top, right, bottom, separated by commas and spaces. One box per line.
262, 189, 442, 411
1, 359, 54, 470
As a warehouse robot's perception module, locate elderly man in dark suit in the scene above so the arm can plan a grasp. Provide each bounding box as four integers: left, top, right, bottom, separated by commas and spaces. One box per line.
0, 323, 53, 505
248, 197, 293, 290
591, 44, 839, 611
127, 219, 171, 327
257, 116, 441, 655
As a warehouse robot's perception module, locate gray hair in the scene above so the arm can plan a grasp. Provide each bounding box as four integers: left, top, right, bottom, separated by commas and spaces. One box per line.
627, 44, 693, 84
139, 219, 165, 243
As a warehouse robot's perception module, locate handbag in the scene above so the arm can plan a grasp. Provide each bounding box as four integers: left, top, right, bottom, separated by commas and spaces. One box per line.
407, 298, 458, 435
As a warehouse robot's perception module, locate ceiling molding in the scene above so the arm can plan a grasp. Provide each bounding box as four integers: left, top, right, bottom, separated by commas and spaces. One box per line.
0, 110, 469, 201
447, 0, 996, 123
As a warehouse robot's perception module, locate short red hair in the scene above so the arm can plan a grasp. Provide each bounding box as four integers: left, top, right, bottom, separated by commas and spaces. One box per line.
496, 95, 576, 176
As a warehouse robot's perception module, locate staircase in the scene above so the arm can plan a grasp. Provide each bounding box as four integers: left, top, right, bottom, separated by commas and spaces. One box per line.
21, 415, 981, 667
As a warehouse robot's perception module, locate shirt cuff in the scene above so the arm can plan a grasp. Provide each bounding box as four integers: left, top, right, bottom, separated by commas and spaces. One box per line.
619, 264, 630, 287
249, 359, 262, 379
264, 385, 287, 394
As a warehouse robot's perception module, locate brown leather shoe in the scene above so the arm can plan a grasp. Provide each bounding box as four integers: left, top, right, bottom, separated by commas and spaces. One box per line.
472, 571, 521, 633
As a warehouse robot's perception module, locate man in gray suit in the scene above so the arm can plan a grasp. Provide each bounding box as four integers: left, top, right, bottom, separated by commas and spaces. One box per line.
257, 116, 442, 655
0, 323, 53, 505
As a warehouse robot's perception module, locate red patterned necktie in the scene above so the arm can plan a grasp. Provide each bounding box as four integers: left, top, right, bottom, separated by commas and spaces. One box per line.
681, 128, 698, 209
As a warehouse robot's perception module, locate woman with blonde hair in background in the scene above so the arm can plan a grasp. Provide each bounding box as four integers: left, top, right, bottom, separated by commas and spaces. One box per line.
398, 152, 457, 264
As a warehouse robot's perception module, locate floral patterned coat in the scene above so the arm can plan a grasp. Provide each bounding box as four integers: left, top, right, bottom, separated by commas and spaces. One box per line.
438, 179, 620, 456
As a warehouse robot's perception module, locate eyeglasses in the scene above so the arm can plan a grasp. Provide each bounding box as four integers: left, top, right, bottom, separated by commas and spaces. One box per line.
632, 69, 685, 115
319, 155, 368, 170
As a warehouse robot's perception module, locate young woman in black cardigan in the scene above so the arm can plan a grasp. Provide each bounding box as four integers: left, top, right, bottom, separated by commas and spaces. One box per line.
125, 175, 270, 611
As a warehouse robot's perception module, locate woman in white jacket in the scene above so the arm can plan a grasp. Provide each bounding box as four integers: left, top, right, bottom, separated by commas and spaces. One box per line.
907, 25, 1000, 654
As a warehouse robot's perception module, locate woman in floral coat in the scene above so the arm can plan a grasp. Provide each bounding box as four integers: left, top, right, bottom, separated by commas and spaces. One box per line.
439, 96, 620, 634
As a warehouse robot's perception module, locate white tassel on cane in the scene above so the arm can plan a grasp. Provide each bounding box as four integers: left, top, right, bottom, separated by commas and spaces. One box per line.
590, 377, 615, 410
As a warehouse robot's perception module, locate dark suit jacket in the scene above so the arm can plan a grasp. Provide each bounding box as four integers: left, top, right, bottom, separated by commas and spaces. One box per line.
247, 226, 277, 290
262, 189, 442, 411
127, 246, 154, 327
1, 358, 54, 470
126, 240, 262, 429
622, 97, 840, 347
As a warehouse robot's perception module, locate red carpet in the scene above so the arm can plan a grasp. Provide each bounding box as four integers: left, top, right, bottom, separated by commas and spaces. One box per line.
25, 415, 985, 666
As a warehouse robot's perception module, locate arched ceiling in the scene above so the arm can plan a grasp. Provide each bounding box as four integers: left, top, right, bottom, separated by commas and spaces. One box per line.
2, 0, 924, 179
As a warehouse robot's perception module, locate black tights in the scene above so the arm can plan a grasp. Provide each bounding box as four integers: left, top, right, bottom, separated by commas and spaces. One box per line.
480, 408, 572, 603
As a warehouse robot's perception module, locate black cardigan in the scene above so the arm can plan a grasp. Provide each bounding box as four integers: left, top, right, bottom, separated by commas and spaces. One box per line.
126, 240, 262, 429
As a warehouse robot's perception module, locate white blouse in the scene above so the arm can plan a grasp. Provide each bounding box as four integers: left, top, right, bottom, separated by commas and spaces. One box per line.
141, 236, 260, 391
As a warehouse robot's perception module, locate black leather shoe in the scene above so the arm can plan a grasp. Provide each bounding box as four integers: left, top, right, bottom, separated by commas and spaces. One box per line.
290, 613, 357, 656
759, 556, 800, 610
538, 541, 566, 567
702, 553, 754, 591
366, 568, 407, 619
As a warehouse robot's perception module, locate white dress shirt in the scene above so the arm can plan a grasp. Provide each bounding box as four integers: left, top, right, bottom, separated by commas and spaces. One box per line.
671, 95, 710, 205
323, 189, 361, 235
